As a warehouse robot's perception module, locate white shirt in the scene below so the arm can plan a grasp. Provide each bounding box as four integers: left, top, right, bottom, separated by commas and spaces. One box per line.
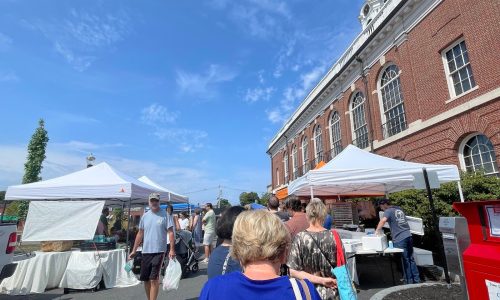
179, 218, 189, 230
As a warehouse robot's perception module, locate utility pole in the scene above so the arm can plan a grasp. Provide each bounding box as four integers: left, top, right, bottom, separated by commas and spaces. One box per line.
217, 185, 222, 208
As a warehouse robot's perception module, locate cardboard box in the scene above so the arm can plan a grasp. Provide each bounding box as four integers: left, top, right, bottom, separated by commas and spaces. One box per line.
361, 235, 388, 251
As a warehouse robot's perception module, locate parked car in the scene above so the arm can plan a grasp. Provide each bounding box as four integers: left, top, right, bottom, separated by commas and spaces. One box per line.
0, 220, 17, 283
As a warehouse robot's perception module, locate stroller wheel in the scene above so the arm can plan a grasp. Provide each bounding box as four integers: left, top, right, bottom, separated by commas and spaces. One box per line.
191, 263, 199, 273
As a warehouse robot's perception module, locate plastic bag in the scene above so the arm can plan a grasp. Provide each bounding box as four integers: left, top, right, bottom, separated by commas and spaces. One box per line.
124, 259, 133, 273
162, 258, 182, 291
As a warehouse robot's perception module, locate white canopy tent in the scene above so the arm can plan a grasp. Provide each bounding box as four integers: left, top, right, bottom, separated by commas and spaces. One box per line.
5, 162, 162, 206
288, 145, 463, 201
137, 176, 188, 203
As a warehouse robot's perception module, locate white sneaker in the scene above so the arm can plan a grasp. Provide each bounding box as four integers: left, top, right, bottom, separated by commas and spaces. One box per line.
201, 258, 209, 264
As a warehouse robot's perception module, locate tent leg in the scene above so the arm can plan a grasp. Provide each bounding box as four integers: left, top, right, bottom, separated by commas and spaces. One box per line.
457, 181, 465, 203
125, 198, 132, 256
423, 168, 451, 285
310, 185, 314, 200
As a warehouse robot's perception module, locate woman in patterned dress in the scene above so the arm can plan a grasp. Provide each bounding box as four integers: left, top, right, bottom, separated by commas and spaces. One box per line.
288, 198, 338, 300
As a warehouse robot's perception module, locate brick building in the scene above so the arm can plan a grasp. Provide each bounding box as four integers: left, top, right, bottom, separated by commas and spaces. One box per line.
267, 0, 500, 196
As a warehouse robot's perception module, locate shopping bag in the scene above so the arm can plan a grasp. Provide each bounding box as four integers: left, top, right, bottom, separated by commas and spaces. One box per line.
162, 258, 182, 291
331, 230, 357, 300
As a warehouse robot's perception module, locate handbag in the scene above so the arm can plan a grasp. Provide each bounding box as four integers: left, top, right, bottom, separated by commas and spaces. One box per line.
331, 230, 357, 300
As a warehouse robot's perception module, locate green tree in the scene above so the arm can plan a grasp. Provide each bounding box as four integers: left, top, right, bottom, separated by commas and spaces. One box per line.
218, 198, 231, 209
19, 119, 49, 220
239, 191, 259, 206
259, 192, 271, 206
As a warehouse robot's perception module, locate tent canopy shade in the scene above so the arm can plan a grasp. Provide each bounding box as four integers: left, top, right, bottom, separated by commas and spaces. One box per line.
137, 176, 188, 203
5, 162, 164, 205
288, 145, 461, 197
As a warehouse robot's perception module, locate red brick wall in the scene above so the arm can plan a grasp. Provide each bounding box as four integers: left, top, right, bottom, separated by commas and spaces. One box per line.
270, 0, 500, 190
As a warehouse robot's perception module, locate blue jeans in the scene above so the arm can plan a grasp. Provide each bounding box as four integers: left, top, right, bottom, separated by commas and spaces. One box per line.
394, 236, 420, 284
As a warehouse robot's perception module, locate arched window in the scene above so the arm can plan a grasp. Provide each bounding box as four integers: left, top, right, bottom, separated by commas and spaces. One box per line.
302, 136, 310, 173
292, 145, 298, 180
283, 150, 289, 183
329, 111, 342, 158
379, 65, 407, 138
350, 92, 369, 149
460, 134, 499, 175
314, 125, 323, 165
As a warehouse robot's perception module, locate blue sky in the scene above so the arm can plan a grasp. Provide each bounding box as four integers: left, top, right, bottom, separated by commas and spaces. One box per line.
0, 0, 365, 204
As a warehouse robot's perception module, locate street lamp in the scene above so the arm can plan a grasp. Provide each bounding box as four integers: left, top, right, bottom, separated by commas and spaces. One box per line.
86, 153, 95, 168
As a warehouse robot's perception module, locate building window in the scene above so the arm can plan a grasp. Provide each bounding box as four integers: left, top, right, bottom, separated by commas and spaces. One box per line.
350, 91, 369, 149
276, 168, 280, 186
379, 65, 407, 138
302, 136, 310, 173
329, 111, 342, 159
460, 134, 499, 175
442, 40, 476, 97
283, 151, 289, 183
292, 145, 298, 180
314, 125, 323, 165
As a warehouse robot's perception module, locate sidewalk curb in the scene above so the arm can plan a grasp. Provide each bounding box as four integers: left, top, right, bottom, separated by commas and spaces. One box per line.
369, 282, 456, 300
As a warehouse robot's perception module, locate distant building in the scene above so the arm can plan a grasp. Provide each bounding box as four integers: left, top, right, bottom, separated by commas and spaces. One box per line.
267, 0, 500, 196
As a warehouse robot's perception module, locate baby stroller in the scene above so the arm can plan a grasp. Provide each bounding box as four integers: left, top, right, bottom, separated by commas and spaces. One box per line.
163, 230, 199, 278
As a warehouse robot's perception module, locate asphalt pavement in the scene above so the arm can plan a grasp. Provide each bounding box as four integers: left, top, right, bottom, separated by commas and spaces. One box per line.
0, 255, 400, 300
0, 261, 208, 300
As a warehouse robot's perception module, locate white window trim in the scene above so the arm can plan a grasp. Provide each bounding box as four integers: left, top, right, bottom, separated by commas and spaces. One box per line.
329, 111, 342, 156
376, 65, 403, 129
313, 125, 323, 163
349, 91, 368, 148
283, 151, 289, 180
291, 145, 298, 176
301, 137, 309, 166
441, 38, 475, 100
458, 133, 499, 175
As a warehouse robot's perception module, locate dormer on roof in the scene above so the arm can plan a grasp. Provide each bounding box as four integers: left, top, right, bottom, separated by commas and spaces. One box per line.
358, 0, 386, 30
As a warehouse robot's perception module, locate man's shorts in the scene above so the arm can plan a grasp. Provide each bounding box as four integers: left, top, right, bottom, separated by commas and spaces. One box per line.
140, 252, 164, 281
203, 231, 215, 246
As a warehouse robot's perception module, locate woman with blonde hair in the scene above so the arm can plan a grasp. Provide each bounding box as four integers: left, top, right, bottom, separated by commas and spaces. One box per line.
288, 198, 339, 299
199, 210, 321, 300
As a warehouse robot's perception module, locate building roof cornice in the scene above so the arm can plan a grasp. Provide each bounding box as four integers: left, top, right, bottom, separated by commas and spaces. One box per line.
267, 0, 407, 154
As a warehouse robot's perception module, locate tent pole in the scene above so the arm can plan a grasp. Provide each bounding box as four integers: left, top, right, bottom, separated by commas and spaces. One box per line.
310, 185, 314, 200
423, 168, 451, 285
457, 181, 465, 202
125, 198, 132, 256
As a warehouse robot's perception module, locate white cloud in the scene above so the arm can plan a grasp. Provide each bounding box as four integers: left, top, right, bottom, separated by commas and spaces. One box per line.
176, 64, 236, 99
141, 104, 179, 124
24, 8, 130, 71
207, 0, 291, 39
152, 128, 208, 153
244, 87, 275, 103
0, 33, 12, 51
0, 71, 19, 82
266, 65, 326, 124
54, 42, 96, 72
52, 111, 100, 124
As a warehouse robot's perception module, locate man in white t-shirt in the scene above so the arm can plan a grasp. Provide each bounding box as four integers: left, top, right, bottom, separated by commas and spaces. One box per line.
202, 203, 216, 263
129, 193, 175, 300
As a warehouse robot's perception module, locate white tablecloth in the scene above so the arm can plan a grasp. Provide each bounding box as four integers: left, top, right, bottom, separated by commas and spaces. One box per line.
0, 251, 73, 295
59, 249, 139, 289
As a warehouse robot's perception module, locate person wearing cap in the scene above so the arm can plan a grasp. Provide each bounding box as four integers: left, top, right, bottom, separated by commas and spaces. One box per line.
376, 199, 420, 284
129, 193, 176, 300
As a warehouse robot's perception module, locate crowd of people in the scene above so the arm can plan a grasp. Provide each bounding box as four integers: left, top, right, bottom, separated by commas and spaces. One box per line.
126, 192, 418, 300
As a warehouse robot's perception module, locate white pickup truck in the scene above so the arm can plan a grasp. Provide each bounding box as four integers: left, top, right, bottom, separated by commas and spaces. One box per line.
0, 222, 17, 283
